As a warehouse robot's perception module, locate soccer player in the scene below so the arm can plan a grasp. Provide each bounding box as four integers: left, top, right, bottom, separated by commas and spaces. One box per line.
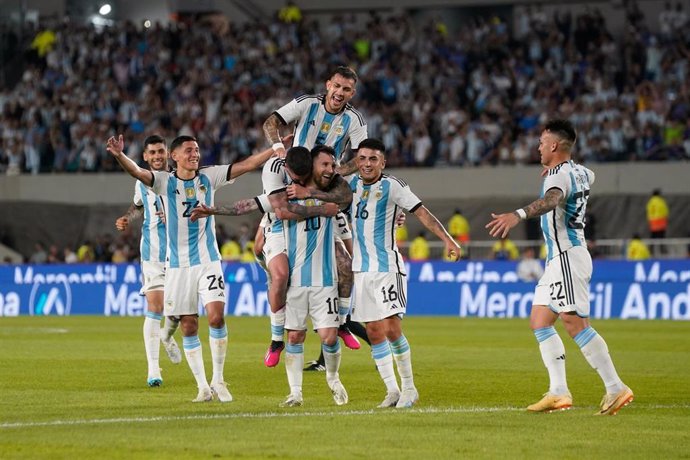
278, 146, 350, 407
114, 134, 181, 387
348, 138, 460, 409
106, 134, 275, 403
259, 65, 368, 366
486, 119, 633, 415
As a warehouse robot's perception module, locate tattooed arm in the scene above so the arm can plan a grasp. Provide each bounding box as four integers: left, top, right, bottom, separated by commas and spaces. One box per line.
115, 203, 144, 231
485, 188, 563, 238
335, 157, 358, 177
280, 201, 340, 219
286, 176, 353, 209
189, 198, 260, 222
263, 113, 284, 145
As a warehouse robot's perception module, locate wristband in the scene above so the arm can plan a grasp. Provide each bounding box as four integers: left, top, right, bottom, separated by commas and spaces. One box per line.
515, 208, 527, 220
272, 142, 284, 152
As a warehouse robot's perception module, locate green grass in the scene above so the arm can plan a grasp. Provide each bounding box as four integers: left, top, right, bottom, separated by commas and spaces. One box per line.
1, 316, 689, 459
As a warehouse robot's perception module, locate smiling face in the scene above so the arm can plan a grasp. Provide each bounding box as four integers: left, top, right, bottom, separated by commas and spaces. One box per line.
356, 147, 385, 184
324, 74, 356, 113
143, 142, 168, 171
311, 151, 336, 190
170, 140, 200, 177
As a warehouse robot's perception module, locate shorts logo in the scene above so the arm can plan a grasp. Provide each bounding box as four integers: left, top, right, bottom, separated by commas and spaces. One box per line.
185, 188, 195, 198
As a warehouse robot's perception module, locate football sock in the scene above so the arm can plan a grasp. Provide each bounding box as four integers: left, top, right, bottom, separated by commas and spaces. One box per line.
575, 327, 626, 394
372, 340, 400, 394
285, 343, 304, 396
209, 325, 228, 384
161, 316, 179, 341
390, 335, 415, 391
182, 335, 208, 389
322, 341, 342, 385
534, 326, 569, 395
270, 306, 286, 342
338, 297, 351, 325
143, 312, 162, 378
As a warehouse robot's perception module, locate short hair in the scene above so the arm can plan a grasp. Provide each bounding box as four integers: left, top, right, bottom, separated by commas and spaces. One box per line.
311, 144, 336, 161
286, 146, 312, 177
143, 135, 166, 149
358, 138, 386, 154
544, 119, 577, 146
331, 65, 358, 83
169, 135, 197, 153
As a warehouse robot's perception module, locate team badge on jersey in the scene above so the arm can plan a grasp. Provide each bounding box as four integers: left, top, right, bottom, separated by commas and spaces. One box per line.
185, 188, 195, 198
375, 191, 382, 199
320, 121, 331, 133
335, 125, 344, 135
305, 198, 316, 207
199, 184, 207, 193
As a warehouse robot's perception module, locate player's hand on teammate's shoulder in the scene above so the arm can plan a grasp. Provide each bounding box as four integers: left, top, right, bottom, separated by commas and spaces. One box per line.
272, 134, 295, 159
286, 183, 309, 199
106, 134, 125, 156
189, 204, 215, 222
115, 216, 128, 232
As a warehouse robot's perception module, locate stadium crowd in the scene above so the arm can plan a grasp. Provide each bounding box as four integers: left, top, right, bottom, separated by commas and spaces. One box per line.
0, 2, 689, 175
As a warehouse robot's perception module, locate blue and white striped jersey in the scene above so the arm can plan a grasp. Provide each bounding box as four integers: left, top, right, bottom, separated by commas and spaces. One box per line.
133, 181, 166, 263
349, 174, 422, 274
541, 160, 595, 261
260, 156, 290, 234
275, 94, 367, 163
150, 166, 233, 268
284, 198, 337, 287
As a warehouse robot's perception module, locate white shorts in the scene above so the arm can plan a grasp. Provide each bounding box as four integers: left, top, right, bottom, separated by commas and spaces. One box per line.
533, 246, 592, 317
140, 260, 165, 294
263, 226, 286, 265
285, 286, 339, 331
351, 272, 407, 322
334, 212, 352, 241
164, 261, 226, 316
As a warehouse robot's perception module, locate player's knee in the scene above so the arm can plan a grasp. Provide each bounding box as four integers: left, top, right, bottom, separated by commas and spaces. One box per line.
287, 330, 305, 344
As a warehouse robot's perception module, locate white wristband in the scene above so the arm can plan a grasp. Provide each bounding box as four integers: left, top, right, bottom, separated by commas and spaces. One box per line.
272, 142, 284, 152
515, 208, 527, 220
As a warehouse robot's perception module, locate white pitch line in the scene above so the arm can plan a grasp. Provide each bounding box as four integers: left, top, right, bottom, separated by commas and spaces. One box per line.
2, 404, 688, 430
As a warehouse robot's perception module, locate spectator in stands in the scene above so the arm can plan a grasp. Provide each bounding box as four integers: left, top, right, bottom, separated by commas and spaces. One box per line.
221, 236, 242, 261
46, 244, 63, 263
409, 232, 430, 261
517, 247, 544, 282
646, 189, 669, 243
626, 234, 651, 260
448, 208, 470, 245
278, 1, 302, 23
77, 241, 95, 262
63, 246, 78, 263
29, 242, 48, 264
492, 236, 519, 261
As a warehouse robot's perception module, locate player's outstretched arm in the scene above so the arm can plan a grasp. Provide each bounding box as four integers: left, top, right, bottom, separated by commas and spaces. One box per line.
485, 188, 563, 238
115, 203, 143, 231
229, 147, 276, 179
263, 113, 287, 156
280, 201, 340, 219
106, 135, 154, 186
189, 199, 260, 222
413, 205, 461, 261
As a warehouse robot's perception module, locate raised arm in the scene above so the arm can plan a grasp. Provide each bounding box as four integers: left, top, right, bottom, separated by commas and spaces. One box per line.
485, 188, 563, 238
335, 157, 358, 176
106, 135, 153, 186
413, 205, 461, 261
229, 147, 276, 179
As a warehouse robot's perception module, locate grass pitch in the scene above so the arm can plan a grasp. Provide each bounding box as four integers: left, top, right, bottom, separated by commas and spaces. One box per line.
1, 316, 689, 459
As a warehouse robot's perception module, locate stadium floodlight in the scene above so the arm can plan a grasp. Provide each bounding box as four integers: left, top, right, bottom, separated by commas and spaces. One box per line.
144, 19, 151, 28
99, 4, 112, 16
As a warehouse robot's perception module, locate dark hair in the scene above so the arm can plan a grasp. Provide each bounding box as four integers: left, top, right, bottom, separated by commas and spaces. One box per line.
286, 146, 312, 177
358, 138, 386, 154
331, 65, 358, 83
143, 134, 166, 149
544, 119, 577, 145
169, 135, 197, 153
311, 144, 336, 161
